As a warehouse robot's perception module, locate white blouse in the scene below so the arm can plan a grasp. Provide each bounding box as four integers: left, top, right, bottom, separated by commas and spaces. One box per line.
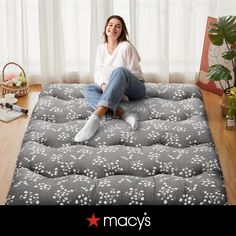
94, 41, 144, 86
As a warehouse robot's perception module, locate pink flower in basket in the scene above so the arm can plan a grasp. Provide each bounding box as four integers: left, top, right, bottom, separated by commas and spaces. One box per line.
4, 72, 27, 87
5, 73, 16, 81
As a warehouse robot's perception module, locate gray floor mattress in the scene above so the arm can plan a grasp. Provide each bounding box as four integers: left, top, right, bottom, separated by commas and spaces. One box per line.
6, 83, 227, 205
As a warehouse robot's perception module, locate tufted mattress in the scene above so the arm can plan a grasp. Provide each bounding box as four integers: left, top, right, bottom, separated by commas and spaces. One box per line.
6, 83, 227, 205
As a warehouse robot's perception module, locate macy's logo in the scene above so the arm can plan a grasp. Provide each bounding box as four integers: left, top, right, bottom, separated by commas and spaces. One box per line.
86, 212, 151, 230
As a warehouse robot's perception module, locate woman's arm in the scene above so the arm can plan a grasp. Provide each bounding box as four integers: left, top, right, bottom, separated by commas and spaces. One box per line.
94, 45, 114, 87
94, 45, 106, 87
123, 43, 143, 80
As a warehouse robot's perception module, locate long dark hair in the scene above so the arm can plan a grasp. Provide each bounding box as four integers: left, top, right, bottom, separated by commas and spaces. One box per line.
103, 15, 129, 43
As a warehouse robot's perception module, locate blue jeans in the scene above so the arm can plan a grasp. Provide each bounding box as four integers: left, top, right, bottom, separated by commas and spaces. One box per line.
82, 67, 145, 117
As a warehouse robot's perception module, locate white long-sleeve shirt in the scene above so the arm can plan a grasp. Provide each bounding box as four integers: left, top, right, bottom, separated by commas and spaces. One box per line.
94, 41, 144, 87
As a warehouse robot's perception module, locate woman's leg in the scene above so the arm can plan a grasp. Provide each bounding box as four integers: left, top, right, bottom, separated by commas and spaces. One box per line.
82, 84, 102, 110
83, 84, 123, 118
97, 67, 145, 108
74, 85, 102, 143
75, 85, 123, 143
98, 67, 145, 130
75, 67, 145, 142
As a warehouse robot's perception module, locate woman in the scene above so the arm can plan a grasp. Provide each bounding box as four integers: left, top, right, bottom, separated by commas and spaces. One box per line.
75, 15, 145, 142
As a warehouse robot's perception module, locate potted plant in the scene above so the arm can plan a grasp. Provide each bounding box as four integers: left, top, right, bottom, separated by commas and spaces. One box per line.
226, 87, 236, 129
207, 15, 236, 116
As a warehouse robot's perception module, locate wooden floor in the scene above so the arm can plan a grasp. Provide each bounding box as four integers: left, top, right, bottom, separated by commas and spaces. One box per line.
202, 90, 236, 205
0, 85, 235, 205
0, 85, 42, 205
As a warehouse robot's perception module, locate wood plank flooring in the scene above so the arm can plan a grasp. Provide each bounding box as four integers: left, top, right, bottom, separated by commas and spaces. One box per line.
201, 90, 236, 205
0, 85, 42, 204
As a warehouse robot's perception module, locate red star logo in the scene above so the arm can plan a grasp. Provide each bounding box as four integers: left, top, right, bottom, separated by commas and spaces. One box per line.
86, 213, 101, 227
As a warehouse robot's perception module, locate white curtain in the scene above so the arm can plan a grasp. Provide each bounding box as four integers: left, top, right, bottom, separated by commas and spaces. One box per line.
38, 0, 65, 86
1, 0, 236, 85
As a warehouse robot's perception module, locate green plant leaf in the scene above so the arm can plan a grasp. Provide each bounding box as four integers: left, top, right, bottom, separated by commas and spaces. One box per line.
227, 95, 236, 118
208, 15, 236, 46
222, 49, 236, 60
207, 64, 232, 81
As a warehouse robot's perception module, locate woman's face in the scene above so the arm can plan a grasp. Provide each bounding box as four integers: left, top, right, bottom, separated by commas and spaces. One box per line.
106, 18, 122, 41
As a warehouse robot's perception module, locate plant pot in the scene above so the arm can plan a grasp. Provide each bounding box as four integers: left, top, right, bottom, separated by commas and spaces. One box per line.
226, 115, 235, 129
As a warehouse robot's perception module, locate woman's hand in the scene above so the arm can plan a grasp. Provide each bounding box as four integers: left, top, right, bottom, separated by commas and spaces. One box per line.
101, 83, 106, 92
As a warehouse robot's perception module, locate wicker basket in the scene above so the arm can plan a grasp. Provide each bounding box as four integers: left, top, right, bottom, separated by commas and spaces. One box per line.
2, 62, 29, 97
